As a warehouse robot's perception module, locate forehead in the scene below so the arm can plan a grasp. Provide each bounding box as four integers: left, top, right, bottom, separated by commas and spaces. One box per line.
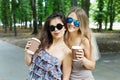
50, 17, 63, 26
68, 12, 78, 20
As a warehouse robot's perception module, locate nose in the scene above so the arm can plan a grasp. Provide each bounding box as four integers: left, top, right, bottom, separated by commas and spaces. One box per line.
71, 22, 74, 26
54, 27, 58, 31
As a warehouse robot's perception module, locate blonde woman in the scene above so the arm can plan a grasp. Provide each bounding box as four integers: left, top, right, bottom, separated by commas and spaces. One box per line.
65, 7, 100, 80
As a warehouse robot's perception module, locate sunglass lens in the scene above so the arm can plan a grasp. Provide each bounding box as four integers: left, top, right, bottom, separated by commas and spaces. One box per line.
57, 24, 63, 30
49, 26, 55, 31
74, 20, 80, 27
67, 17, 73, 23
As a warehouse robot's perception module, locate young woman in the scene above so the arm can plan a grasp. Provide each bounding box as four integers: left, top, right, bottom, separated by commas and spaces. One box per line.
25, 13, 72, 80
65, 7, 99, 80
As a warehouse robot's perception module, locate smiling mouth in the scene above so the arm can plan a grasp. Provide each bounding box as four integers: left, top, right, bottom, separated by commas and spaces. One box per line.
68, 24, 74, 29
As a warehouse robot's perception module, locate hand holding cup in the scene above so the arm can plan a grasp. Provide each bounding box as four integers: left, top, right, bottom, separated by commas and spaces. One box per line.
72, 46, 84, 61
76, 49, 84, 60
25, 38, 41, 55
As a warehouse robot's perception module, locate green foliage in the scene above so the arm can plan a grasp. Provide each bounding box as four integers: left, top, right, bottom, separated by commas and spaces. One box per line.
1, 0, 10, 25
15, 0, 32, 22
64, 0, 71, 15
0, 0, 119, 31
114, 0, 120, 21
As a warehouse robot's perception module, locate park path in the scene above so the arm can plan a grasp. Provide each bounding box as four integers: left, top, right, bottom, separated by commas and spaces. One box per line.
0, 40, 120, 80
0, 40, 29, 80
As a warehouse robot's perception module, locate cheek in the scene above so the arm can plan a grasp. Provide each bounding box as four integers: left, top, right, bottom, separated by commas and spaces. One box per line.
60, 28, 66, 35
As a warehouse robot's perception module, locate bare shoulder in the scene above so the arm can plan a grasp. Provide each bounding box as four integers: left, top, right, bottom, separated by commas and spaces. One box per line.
63, 44, 72, 56
82, 37, 90, 46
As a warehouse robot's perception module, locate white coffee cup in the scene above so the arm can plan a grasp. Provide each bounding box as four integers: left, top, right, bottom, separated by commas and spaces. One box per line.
72, 46, 82, 61
27, 38, 41, 55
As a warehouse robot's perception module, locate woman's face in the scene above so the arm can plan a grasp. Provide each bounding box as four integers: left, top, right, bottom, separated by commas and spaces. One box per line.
67, 12, 80, 32
49, 18, 66, 39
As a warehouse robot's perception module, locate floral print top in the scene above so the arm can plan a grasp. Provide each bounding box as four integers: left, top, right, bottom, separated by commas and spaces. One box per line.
27, 50, 62, 80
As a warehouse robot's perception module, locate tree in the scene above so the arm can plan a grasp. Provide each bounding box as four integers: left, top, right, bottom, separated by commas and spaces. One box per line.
38, 0, 43, 29
97, 0, 104, 32
18, 0, 32, 29
105, 0, 120, 31
71, 0, 78, 7
104, 0, 109, 30
11, 0, 20, 36
30, 0, 38, 34
82, 0, 90, 17
108, 0, 115, 31
1, 0, 9, 33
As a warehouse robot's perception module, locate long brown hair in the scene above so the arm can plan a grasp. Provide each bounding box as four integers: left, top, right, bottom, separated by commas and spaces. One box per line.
38, 13, 67, 50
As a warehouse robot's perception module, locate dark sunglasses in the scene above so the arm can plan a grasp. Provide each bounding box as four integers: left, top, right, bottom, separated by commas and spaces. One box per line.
67, 17, 80, 27
49, 23, 64, 31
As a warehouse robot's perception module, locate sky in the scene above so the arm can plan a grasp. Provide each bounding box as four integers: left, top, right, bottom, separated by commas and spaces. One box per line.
90, 0, 96, 3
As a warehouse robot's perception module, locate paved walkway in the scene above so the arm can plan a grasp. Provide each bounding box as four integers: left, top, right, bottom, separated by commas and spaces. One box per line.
0, 40, 29, 80
93, 53, 120, 80
0, 40, 120, 80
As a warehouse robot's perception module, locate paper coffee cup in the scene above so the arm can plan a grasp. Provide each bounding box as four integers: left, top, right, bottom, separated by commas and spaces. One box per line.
27, 38, 41, 55
72, 46, 82, 61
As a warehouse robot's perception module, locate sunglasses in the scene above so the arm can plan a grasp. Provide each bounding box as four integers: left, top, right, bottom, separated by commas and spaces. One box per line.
67, 17, 80, 27
49, 23, 64, 31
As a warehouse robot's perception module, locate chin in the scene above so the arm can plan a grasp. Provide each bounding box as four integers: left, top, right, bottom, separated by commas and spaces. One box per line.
53, 35, 63, 39
68, 28, 75, 32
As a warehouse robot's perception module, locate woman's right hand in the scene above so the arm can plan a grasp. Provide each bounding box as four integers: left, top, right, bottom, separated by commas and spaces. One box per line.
25, 41, 32, 51
25, 40, 33, 66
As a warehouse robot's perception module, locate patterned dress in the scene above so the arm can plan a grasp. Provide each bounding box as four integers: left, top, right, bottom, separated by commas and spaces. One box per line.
27, 50, 62, 80
70, 60, 95, 80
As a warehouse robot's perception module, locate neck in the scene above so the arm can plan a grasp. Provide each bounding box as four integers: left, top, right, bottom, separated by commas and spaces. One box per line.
52, 37, 64, 46
66, 31, 82, 48
68, 31, 80, 40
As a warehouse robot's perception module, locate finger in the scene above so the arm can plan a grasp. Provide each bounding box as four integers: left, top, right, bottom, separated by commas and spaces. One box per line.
26, 43, 31, 47
76, 54, 83, 58
25, 44, 31, 49
76, 51, 83, 55
76, 57, 82, 60
77, 49, 83, 52
27, 41, 32, 44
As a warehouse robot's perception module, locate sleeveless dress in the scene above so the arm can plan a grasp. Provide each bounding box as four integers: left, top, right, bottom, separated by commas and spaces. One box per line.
27, 50, 62, 80
70, 60, 95, 80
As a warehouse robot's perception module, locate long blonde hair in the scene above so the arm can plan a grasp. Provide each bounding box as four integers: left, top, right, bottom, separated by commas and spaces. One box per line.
67, 7, 100, 61
68, 7, 92, 52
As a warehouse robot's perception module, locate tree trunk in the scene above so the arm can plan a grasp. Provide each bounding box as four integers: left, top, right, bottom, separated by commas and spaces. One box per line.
104, 16, 108, 30
31, 0, 38, 34
82, 0, 90, 17
3, 0, 8, 33
104, 0, 110, 30
9, 14, 12, 31
71, 0, 78, 7
12, 0, 17, 36
109, 0, 114, 31
98, 20, 102, 32
13, 13, 17, 36
97, 0, 104, 32
24, 16, 27, 29
29, 21, 32, 31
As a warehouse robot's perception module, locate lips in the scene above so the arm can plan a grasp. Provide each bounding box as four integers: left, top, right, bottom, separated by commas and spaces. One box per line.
68, 25, 75, 30
53, 31, 60, 35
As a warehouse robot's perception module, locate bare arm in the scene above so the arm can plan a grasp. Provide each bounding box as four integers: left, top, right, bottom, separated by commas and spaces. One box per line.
76, 38, 96, 70
25, 52, 32, 66
62, 51, 72, 80
82, 38, 96, 70
24, 41, 32, 66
